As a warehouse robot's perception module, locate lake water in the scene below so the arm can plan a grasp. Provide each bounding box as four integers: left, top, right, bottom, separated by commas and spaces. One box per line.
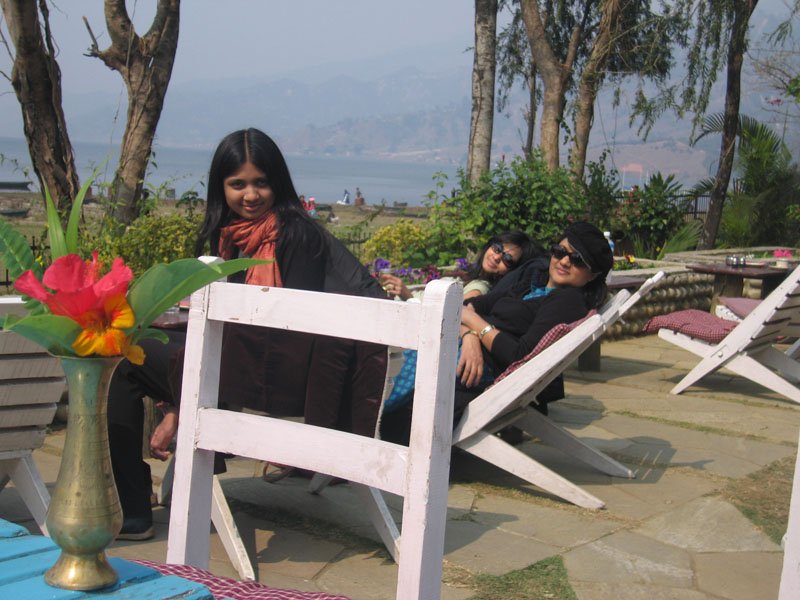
0, 137, 460, 206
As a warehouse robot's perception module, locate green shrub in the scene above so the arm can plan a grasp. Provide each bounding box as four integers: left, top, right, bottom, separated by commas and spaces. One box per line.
613, 173, 687, 258
362, 220, 429, 266
424, 153, 587, 264
82, 212, 203, 277
582, 150, 621, 230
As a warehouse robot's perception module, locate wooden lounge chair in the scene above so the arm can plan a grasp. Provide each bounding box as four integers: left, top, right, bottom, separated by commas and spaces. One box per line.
645, 263, 800, 404
451, 271, 665, 509
0, 297, 64, 536
167, 278, 462, 600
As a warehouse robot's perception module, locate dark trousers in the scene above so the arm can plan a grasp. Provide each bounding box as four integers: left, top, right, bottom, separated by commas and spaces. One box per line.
107, 331, 185, 521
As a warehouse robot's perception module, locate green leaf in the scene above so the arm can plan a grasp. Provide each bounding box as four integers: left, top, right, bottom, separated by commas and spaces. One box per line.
134, 327, 169, 345
127, 258, 264, 341
66, 162, 106, 254
44, 186, 67, 260
0, 218, 36, 279
3, 313, 81, 357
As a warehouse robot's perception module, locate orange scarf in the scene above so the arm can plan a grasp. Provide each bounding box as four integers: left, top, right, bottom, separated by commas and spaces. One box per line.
218, 212, 283, 287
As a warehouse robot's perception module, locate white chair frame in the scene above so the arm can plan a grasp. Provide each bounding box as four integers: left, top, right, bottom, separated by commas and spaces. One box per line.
451, 272, 665, 509
167, 278, 462, 599
658, 263, 800, 404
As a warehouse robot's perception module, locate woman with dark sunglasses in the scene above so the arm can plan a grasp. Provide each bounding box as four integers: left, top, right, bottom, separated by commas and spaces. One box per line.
456, 222, 614, 415
380, 222, 614, 444
380, 230, 540, 301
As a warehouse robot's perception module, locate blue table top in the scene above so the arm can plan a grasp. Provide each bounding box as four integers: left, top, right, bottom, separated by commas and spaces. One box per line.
0, 519, 212, 599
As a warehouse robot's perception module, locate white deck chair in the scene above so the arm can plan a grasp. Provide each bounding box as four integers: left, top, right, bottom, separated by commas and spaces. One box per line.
452, 271, 665, 509
167, 278, 462, 600
0, 297, 64, 536
652, 263, 800, 404
779, 427, 800, 599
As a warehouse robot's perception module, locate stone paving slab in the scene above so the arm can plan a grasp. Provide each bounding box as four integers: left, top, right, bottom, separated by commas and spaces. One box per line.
442, 519, 561, 575
567, 411, 795, 478
563, 529, 695, 587
469, 494, 621, 545
634, 496, 779, 552
694, 551, 782, 600
562, 384, 800, 444
571, 581, 714, 600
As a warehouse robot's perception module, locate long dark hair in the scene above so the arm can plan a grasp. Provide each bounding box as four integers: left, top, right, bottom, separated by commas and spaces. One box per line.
582, 277, 609, 310
465, 231, 542, 285
195, 128, 317, 256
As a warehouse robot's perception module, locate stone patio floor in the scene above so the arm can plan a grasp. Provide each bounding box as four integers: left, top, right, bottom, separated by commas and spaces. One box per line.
2, 334, 797, 599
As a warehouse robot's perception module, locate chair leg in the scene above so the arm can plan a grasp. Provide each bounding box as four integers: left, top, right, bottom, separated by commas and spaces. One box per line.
456, 430, 606, 509
723, 354, 800, 404
350, 483, 400, 562
159, 455, 176, 507
759, 347, 800, 383
671, 353, 725, 395
516, 408, 634, 478
210, 475, 255, 581
308, 472, 334, 495
6, 455, 50, 535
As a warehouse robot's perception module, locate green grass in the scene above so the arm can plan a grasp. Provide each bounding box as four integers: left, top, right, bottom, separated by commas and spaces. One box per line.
721, 456, 795, 545
467, 556, 577, 600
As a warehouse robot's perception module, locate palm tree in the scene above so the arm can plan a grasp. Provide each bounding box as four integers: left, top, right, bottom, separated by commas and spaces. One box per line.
693, 114, 800, 247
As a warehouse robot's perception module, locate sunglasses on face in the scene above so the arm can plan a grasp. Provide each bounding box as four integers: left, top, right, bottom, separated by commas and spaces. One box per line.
550, 244, 589, 269
490, 242, 517, 268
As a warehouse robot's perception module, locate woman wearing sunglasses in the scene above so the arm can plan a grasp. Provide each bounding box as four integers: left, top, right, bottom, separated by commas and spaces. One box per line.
380, 221, 613, 444
456, 221, 614, 416
380, 230, 539, 301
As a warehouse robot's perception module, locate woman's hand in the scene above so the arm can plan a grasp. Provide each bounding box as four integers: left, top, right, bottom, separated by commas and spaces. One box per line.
457, 332, 484, 387
150, 403, 178, 461
379, 273, 412, 300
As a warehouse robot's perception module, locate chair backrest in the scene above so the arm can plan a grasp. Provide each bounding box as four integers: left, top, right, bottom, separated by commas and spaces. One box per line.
0, 297, 64, 457
733, 263, 800, 353
167, 278, 463, 600
453, 271, 665, 442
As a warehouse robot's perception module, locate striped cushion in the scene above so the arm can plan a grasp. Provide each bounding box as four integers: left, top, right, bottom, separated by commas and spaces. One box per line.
643, 309, 737, 344
132, 560, 350, 600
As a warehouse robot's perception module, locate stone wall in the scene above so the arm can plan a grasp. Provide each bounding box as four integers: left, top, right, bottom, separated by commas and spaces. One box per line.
606, 269, 712, 340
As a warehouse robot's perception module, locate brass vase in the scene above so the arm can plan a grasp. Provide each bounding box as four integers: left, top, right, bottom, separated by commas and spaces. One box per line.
45, 355, 124, 590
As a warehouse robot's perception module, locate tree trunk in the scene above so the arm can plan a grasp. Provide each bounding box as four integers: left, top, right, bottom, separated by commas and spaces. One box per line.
87, 0, 180, 224
523, 64, 537, 157
520, 0, 580, 171
699, 0, 759, 250
467, 0, 498, 184
572, 0, 626, 180
1, 0, 80, 210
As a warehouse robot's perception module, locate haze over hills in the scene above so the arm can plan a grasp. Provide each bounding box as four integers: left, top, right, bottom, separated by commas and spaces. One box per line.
1, 8, 796, 190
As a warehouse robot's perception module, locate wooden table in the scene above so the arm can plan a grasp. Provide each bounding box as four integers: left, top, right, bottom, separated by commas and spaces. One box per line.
0, 519, 212, 599
687, 263, 790, 299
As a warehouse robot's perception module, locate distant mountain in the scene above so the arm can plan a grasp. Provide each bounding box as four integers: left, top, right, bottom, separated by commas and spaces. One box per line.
3, 14, 796, 192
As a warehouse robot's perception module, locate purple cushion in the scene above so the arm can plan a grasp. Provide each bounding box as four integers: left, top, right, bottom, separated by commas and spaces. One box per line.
718, 296, 760, 319
643, 309, 737, 344
132, 559, 350, 600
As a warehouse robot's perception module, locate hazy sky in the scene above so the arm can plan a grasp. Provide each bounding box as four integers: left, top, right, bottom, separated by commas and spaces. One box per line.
18, 1, 475, 95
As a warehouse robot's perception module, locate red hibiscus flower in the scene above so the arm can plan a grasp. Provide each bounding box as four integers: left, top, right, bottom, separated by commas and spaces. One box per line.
15, 253, 144, 364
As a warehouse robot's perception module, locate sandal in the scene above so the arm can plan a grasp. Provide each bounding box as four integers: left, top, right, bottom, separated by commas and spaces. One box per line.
261, 462, 295, 484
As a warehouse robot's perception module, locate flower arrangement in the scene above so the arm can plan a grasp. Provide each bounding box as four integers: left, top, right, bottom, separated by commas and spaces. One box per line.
773, 248, 793, 258
0, 177, 259, 362
369, 257, 457, 285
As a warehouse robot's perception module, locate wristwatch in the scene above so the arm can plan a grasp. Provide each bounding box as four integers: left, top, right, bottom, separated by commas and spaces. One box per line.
479, 324, 495, 339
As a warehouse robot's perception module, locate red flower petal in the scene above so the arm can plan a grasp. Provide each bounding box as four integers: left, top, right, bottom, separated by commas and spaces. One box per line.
14, 270, 49, 302
42, 254, 90, 293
